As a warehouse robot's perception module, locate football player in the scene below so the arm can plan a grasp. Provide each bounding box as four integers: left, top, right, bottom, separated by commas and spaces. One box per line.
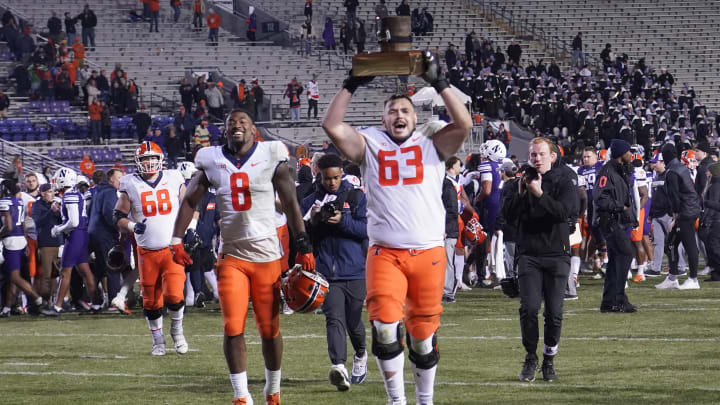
577, 146, 608, 272
322, 51, 472, 405
48, 168, 101, 315
171, 109, 314, 405
113, 141, 189, 356
0, 179, 54, 317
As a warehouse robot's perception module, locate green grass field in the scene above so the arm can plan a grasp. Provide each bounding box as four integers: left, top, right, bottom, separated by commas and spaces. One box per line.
0, 275, 718, 404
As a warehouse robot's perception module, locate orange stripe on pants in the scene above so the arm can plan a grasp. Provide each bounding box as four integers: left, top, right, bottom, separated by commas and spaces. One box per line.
365, 245, 445, 340
630, 208, 645, 242
136, 246, 186, 310
27, 237, 37, 278
216, 254, 282, 338
276, 224, 290, 270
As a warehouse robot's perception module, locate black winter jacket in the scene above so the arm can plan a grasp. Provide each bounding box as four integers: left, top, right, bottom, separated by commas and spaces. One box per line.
664, 159, 701, 219
593, 159, 637, 232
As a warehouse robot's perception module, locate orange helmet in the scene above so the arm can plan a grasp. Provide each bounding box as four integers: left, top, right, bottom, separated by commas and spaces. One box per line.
631, 153, 643, 162
598, 149, 608, 161
281, 265, 329, 313
462, 217, 487, 246
681, 150, 696, 167
135, 141, 164, 175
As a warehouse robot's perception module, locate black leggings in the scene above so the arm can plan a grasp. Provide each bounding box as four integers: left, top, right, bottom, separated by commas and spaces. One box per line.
669, 217, 699, 278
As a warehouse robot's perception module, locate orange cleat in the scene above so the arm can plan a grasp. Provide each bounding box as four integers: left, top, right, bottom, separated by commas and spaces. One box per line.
633, 274, 645, 283
232, 397, 251, 405
265, 393, 280, 405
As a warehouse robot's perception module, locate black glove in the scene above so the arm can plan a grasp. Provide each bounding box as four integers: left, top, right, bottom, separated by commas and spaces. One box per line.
133, 219, 147, 235
343, 70, 375, 94
294, 231, 313, 254
420, 51, 449, 93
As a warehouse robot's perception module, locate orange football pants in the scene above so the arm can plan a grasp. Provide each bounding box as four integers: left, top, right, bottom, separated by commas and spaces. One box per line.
276, 224, 290, 270
630, 208, 645, 242
27, 237, 37, 278
366, 245, 445, 340
216, 254, 282, 338
136, 246, 186, 311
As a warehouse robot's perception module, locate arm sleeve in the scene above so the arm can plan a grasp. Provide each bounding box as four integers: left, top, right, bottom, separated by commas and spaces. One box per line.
56, 200, 80, 233
664, 171, 682, 214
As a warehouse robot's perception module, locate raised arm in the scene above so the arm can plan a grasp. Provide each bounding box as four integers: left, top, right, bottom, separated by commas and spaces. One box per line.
321, 71, 374, 163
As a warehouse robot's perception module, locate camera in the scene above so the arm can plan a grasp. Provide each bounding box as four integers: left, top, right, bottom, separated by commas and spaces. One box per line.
318, 202, 339, 222
522, 165, 539, 182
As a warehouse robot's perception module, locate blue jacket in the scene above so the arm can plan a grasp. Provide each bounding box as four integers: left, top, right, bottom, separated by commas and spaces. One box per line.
195, 191, 219, 247
31, 199, 63, 248
301, 180, 367, 281
87, 182, 119, 243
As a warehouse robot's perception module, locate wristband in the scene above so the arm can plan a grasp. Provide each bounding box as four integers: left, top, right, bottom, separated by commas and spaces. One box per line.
188, 218, 198, 231
171, 237, 183, 245
294, 231, 312, 254
128, 221, 136, 232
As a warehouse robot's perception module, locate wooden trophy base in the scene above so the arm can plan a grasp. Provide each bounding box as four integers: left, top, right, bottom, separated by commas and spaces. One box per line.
352, 50, 425, 76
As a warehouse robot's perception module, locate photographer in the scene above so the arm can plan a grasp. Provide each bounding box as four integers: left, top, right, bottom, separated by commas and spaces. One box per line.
504, 137, 578, 382
300, 153, 369, 390
593, 139, 637, 313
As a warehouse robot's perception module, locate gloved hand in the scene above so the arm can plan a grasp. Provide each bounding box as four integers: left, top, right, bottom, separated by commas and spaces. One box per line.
294, 231, 316, 271
132, 219, 147, 235
420, 51, 449, 93
170, 243, 193, 266
343, 70, 375, 95
50, 225, 60, 238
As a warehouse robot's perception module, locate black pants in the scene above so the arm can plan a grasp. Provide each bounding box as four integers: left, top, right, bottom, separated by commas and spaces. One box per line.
322, 279, 366, 365
89, 237, 121, 301
517, 255, 569, 355
602, 228, 633, 308
669, 217, 699, 278
308, 99, 318, 118
703, 222, 720, 270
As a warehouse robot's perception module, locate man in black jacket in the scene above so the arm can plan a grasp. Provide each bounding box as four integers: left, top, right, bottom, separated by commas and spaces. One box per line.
77, 4, 97, 51
702, 162, 720, 282
694, 142, 713, 197
47, 12, 63, 43
507, 39, 522, 65
656, 143, 702, 290
442, 156, 461, 303
593, 139, 637, 313
504, 137, 578, 382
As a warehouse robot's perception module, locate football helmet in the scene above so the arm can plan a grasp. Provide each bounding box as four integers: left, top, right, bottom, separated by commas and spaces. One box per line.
462, 217, 486, 246
281, 265, 329, 313
106, 244, 126, 273
681, 149, 697, 167
52, 168, 77, 190
598, 149, 608, 162
135, 141, 164, 175
178, 161, 197, 181
76, 175, 90, 186
485, 139, 506, 162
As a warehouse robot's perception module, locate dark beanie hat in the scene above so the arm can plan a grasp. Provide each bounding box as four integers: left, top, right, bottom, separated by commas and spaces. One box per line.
661, 143, 677, 162
610, 139, 631, 159
696, 141, 711, 154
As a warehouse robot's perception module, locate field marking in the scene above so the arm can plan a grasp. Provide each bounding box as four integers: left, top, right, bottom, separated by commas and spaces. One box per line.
4, 362, 49, 366
1, 370, 719, 392
473, 318, 515, 321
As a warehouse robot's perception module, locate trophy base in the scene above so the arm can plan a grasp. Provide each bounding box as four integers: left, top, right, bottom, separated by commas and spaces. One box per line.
352, 51, 425, 77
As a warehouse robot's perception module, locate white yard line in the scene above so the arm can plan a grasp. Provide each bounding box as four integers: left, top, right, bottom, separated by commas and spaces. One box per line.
4, 362, 50, 366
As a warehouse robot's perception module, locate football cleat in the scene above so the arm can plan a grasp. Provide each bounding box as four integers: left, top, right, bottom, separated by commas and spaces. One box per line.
281, 265, 328, 313
110, 296, 132, 315
172, 333, 189, 354
232, 397, 253, 405
633, 274, 645, 283
265, 392, 280, 405
151, 343, 166, 356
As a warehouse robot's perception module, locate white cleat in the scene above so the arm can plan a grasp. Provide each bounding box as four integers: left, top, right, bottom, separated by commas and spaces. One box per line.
456, 282, 472, 291
386, 399, 407, 405
110, 296, 131, 315
151, 343, 166, 356
697, 267, 712, 276
655, 277, 680, 290
678, 278, 700, 290
171, 327, 189, 354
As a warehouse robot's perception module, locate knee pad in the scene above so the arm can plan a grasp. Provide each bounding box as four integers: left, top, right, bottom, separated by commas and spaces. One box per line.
407, 332, 439, 370
371, 320, 404, 360
166, 301, 185, 311
144, 308, 162, 321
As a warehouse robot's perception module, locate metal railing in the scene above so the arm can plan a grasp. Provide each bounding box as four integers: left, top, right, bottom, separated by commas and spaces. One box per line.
0, 138, 70, 175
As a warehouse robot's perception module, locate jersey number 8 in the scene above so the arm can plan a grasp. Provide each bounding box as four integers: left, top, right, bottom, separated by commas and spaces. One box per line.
230, 172, 252, 211
140, 190, 172, 217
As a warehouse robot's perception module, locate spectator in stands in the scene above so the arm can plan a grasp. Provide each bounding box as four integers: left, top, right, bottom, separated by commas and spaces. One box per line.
17, 26, 36, 65
77, 4, 97, 51
230, 79, 246, 109
445, 43, 457, 71
100, 100, 111, 142
47, 12, 63, 43
179, 77, 194, 112
194, 99, 209, 119
600, 43, 613, 70
55, 65, 73, 101
193, 119, 210, 149
79, 153, 96, 178
422, 7, 433, 36
171, 0, 181, 23
344, 0, 359, 27
322, 17, 336, 50
339, 22, 354, 55
110, 80, 127, 114
305, 0, 313, 21
112, 158, 126, 173
193, 0, 205, 30
571, 32, 583, 69
32, 183, 62, 304
9, 63, 30, 97
147, 0, 160, 32
207, 8, 221, 46
3, 155, 21, 184
165, 126, 183, 169
251, 79, 264, 121
0, 90, 9, 119
40, 71, 55, 100
284, 78, 303, 121
194, 74, 208, 105
206, 82, 224, 120
507, 39, 521, 65
396, 0, 410, 16
246, 6, 257, 41
96, 69, 110, 98
41, 167, 53, 184
320, 140, 340, 156
355, 19, 366, 54
132, 104, 151, 142
64, 12, 78, 45
307, 74, 320, 120
658, 68, 674, 86
72, 37, 85, 67
85, 78, 99, 106
174, 105, 195, 153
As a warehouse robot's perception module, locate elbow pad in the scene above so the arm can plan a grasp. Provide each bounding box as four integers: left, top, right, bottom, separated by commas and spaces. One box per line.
113, 210, 129, 227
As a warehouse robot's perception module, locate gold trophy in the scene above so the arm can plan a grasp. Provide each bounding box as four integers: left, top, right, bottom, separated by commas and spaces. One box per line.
351, 16, 425, 76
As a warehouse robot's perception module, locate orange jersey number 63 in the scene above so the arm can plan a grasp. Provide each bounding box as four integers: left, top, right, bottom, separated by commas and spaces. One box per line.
378, 145, 424, 186
230, 172, 252, 211
140, 189, 172, 217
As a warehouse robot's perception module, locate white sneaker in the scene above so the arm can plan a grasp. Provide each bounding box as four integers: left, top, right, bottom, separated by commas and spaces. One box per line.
457, 282, 472, 291
282, 300, 294, 315
151, 343, 166, 356
678, 278, 700, 290
171, 332, 189, 354
655, 277, 680, 290
386, 399, 407, 405
351, 351, 368, 384
110, 296, 131, 315
697, 267, 712, 276
329, 364, 350, 391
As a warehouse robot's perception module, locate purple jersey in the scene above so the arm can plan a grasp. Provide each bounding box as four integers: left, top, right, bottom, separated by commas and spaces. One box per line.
61, 190, 88, 231
478, 160, 502, 202
577, 161, 604, 201
0, 197, 25, 238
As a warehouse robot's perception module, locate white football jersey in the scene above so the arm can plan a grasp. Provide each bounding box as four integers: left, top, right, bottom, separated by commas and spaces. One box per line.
359, 126, 445, 249
195, 142, 289, 262
119, 170, 185, 250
